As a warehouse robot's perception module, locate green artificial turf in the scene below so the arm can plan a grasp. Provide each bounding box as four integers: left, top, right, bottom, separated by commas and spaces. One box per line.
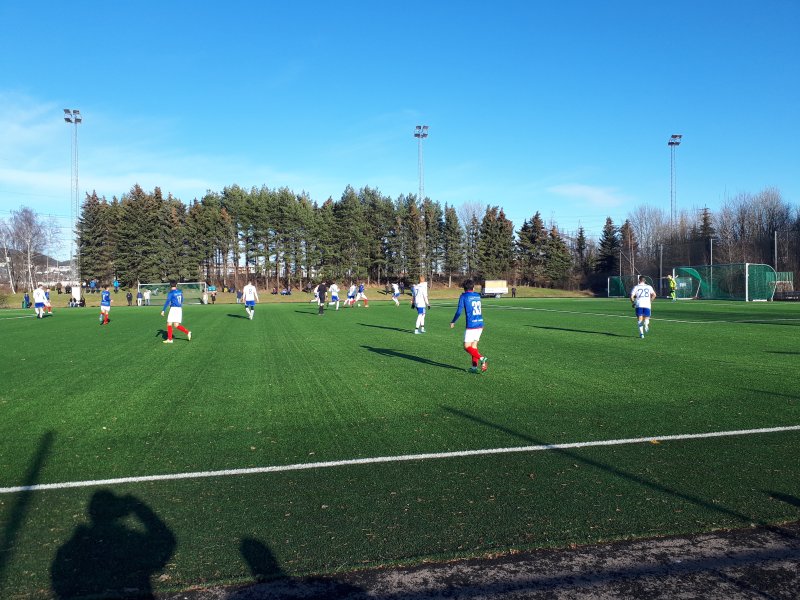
1, 297, 799, 598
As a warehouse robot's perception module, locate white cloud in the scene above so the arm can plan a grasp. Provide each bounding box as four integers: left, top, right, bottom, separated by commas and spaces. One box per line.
547, 183, 630, 208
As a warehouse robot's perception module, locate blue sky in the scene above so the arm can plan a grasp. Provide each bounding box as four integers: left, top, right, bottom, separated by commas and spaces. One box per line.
1, 1, 798, 259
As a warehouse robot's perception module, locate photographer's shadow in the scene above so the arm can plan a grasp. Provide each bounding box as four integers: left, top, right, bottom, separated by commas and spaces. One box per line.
51, 490, 176, 599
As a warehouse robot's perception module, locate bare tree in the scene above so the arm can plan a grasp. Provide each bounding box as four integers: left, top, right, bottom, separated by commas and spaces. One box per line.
627, 204, 668, 270
10, 207, 56, 292
0, 219, 16, 294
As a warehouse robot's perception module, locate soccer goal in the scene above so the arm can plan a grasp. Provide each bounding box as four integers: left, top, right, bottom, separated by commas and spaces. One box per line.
137, 282, 208, 304
673, 264, 777, 301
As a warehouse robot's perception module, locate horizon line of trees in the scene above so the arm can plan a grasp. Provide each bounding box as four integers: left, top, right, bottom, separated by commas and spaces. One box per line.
2, 184, 798, 294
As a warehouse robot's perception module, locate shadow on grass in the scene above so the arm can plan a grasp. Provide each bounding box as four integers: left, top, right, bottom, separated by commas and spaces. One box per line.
766, 491, 800, 508
765, 350, 800, 355
0, 431, 54, 589
236, 538, 364, 597
362, 346, 463, 371
358, 322, 412, 334
741, 388, 800, 401
227, 313, 250, 319
440, 405, 798, 535
51, 490, 175, 599
527, 324, 625, 337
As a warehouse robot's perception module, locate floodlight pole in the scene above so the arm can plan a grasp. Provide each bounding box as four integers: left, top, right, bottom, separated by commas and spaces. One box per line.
414, 125, 429, 201
64, 109, 82, 297
668, 134, 682, 229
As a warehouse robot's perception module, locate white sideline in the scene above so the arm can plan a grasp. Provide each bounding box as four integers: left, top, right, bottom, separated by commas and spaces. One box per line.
1, 425, 799, 495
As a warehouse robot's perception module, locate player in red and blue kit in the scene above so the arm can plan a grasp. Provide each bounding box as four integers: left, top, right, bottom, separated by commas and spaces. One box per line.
160, 282, 191, 343
100, 285, 112, 325
450, 279, 487, 373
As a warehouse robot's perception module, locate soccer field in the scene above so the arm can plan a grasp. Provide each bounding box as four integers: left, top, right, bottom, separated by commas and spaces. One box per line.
1, 297, 799, 598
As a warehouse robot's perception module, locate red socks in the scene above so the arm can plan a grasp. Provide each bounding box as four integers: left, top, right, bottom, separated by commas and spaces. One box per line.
465, 346, 481, 366
167, 325, 173, 340
176, 325, 188, 334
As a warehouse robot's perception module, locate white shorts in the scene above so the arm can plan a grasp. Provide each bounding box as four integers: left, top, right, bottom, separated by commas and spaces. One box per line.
167, 307, 183, 323
464, 327, 483, 344
100, 306, 110, 314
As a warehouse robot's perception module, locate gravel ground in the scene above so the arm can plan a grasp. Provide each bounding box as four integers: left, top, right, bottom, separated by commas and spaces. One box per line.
162, 522, 800, 600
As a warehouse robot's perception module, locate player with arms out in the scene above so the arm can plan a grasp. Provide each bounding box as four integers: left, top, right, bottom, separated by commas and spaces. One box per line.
242, 280, 259, 320
450, 279, 487, 373
630, 275, 657, 338
100, 284, 112, 325
391, 281, 400, 306
160, 281, 191, 343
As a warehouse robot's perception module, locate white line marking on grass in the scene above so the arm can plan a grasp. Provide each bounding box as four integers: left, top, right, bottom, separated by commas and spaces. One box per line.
487, 305, 800, 325
0, 314, 36, 321
2, 425, 799, 495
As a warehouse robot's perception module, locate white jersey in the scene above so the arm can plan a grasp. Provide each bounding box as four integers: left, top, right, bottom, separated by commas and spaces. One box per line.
329, 283, 339, 298
392, 283, 399, 295
413, 281, 429, 307
631, 284, 656, 309
242, 283, 259, 302
348, 285, 356, 297
33, 287, 47, 304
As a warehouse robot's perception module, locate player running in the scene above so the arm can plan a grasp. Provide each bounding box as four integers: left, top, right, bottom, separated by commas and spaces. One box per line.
412, 275, 430, 334
450, 279, 487, 373
329, 281, 340, 310
391, 282, 400, 306
355, 282, 369, 307
346, 283, 356, 307
100, 284, 112, 325
242, 280, 259, 320
32, 284, 47, 319
161, 281, 192, 343
630, 275, 657, 338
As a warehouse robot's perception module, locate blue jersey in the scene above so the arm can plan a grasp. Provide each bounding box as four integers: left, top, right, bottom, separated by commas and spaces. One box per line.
451, 291, 484, 329
162, 289, 184, 311
101, 290, 111, 306
358, 284, 365, 293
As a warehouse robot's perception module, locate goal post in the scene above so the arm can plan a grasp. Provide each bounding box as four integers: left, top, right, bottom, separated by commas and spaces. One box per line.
137, 282, 208, 304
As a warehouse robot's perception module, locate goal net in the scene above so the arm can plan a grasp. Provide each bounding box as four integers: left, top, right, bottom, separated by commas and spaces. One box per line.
673, 264, 777, 301
607, 275, 655, 298
137, 282, 208, 304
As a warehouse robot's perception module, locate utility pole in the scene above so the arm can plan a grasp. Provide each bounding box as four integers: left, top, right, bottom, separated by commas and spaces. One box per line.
64, 109, 82, 299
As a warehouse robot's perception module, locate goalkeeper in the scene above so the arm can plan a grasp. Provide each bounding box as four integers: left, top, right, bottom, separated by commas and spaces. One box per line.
667, 274, 677, 301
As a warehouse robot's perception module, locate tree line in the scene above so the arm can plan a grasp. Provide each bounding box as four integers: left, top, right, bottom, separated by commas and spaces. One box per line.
1, 184, 797, 294
74, 183, 575, 291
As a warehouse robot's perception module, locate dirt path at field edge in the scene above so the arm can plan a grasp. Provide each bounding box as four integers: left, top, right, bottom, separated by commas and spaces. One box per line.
162, 522, 800, 600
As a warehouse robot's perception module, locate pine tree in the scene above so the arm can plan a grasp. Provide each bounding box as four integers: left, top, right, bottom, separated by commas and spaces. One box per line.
543, 226, 572, 286
516, 211, 547, 285
478, 206, 514, 279
78, 191, 114, 284
619, 219, 638, 276
335, 186, 369, 281
596, 217, 620, 274
442, 204, 464, 287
